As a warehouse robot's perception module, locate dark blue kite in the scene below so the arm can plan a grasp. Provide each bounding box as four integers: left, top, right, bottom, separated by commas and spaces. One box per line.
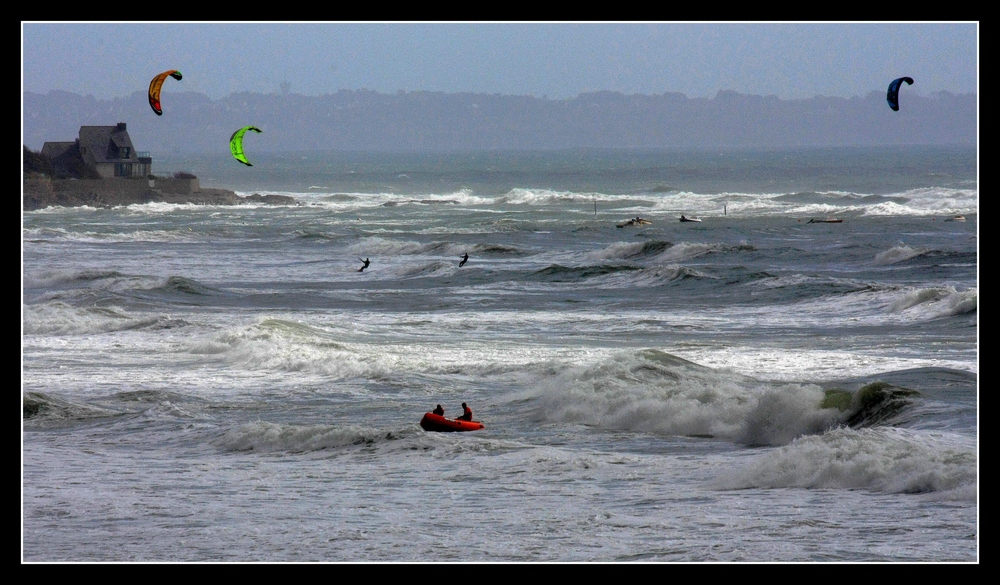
887, 77, 914, 111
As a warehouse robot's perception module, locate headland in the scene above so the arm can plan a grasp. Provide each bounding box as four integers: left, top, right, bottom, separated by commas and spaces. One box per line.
23, 174, 295, 211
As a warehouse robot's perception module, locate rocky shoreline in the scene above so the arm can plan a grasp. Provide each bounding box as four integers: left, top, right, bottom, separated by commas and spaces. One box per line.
23, 176, 297, 211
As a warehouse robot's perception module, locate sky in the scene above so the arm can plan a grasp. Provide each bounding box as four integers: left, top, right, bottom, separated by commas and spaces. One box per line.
21, 22, 978, 102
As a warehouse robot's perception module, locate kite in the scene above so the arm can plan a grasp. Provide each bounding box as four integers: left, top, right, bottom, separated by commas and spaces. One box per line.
886, 77, 913, 112
229, 126, 262, 166
148, 70, 183, 116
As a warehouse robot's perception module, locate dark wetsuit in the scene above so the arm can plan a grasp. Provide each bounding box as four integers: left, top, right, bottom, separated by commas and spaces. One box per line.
358, 258, 370, 272
432, 405, 444, 416
458, 404, 473, 421
459, 253, 469, 267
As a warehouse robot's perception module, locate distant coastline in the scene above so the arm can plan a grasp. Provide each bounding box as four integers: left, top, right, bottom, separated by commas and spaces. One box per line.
23, 89, 978, 152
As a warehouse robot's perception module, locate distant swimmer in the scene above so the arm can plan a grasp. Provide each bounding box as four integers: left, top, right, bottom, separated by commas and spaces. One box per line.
459, 253, 469, 267
358, 257, 370, 272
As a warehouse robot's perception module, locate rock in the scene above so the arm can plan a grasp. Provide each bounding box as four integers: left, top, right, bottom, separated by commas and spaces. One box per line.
241, 193, 297, 205
22, 177, 298, 211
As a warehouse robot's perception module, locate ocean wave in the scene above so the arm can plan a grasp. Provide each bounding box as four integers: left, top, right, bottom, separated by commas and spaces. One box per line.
393, 261, 455, 279
498, 188, 597, 205
716, 280, 973, 330
23, 268, 126, 289
214, 420, 398, 453
525, 349, 850, 445
23, 226, 202, 244
874, 244, 975, 268
192, 316, 571, 381
630, 265, 711, 286
306, 189, 493, 208
293, 229, 337, 241
23, 391, 122, 424
588, 240, 672, 261
873, 244, 930, 265
888, 286, 977, 318
192, 317, 379, 378
748, 274, 876, 294
213, 419, 504, 455
529, 263, 642, 281
471, 243, 527, 257
23, 269, 220, 300
572, 264, 713, 290
652, 241, 755, 263
22, 301, 185, 335
523, 349, 951, 447
346, 236, 467, 257
712, 426, 977, 500
22, 226, 71, 242
870, 187, 979, 216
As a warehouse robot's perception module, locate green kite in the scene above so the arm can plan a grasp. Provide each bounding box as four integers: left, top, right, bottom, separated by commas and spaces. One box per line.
229, 126, 262, 166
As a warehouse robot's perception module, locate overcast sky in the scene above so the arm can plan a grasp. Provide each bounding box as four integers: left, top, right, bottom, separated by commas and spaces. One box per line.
22, 22, 978, 101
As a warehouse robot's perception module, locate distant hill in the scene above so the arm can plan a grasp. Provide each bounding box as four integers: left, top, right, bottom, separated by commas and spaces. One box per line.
23, 89, 977, 154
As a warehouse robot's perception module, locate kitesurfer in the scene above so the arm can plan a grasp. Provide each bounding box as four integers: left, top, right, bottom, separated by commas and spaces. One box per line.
433, 404, 444, 416
459, 253, 469, 267
457, 402, 473, 421
358, 258, 370, 272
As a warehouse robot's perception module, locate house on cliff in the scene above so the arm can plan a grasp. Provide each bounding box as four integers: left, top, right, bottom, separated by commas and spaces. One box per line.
41, 122, 151, 179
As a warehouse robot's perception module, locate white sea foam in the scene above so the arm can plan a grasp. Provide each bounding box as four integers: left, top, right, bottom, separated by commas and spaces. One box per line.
498, 188, 593, 205
524, 349, 844, 445
215, 420, 386, 453
712, 426, 977, 499
22, 148, 979, 562
22, 301, 171, 335
888, 286, 977, 318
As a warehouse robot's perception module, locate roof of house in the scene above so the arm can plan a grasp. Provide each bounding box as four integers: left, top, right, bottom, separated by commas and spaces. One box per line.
79, 123, 139, 165
40, 141, 76, 159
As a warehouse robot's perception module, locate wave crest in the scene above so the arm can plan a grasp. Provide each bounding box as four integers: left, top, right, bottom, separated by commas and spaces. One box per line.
712, 427, 977, 499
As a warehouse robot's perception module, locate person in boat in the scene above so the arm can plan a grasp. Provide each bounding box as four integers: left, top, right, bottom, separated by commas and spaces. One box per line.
358, 257, 370, 272
432, 404, 444, 416
457, 402, 473, 421
680, 215, 687, 221
459, 253, 469, 267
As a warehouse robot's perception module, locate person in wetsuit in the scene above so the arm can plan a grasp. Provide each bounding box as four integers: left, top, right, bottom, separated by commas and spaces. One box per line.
432, 404, 444, 416
358, 258, 370, 272
459, 253, 469, 267
457, 402, 473, 421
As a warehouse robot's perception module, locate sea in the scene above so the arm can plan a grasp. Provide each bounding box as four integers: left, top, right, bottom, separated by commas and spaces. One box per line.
22, 146, 978, 563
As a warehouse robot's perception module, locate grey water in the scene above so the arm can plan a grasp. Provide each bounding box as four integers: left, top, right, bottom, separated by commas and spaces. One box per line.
22, 146, 977, 562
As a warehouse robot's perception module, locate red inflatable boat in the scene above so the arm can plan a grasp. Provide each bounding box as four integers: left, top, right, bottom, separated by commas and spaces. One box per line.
419, 412, 485, 432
